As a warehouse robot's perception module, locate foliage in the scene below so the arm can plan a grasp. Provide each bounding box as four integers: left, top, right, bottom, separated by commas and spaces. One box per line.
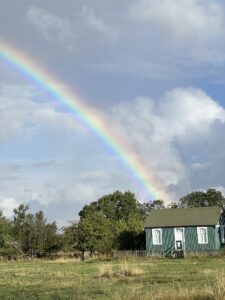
13, 204, 29, 247
138, 199, 165, 216
1, 188, 225, 257
77, 191, 145, 251
60, 221, 79, 252
179, 188, 225, 207
0, 210, 13, 247
11, 204, 60, 257
77, 211, 113, 253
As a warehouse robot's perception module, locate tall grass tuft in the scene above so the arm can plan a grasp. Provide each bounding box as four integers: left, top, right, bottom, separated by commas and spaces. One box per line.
212, 274, 225, 300
97, 261, 144, 279
117, 261, 144, 277
98, 264, 113, 278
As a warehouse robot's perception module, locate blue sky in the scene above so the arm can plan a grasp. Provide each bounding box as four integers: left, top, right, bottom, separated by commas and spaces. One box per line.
1, 0, 225, 226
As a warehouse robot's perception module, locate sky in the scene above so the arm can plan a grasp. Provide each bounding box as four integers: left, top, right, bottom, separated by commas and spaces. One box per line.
1, 0, 225, 226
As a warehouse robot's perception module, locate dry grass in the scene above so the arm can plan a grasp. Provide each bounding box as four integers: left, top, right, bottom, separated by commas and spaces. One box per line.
98, 261, 144, 279
98, 264, 114, 278
212, 275, 225, 300
151, 274, 225, 300
153, 288, 213, 300
47, 257, 81, 263
0, 257, 225, 299
117, 261, 144, 277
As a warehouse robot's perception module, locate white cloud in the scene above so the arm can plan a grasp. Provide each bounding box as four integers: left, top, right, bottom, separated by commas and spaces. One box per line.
130, 0, 225, 42
80, 6, 118, 41
0, 159, 133, 225
111, 87, 225, 200
130, 0, 225, 63
156, 87, 225, 142
27, 6, 74, 46
0, 169, 113, 225
0, 197, 19, 217
0, 84, 81, 141
1, 84, 225, 219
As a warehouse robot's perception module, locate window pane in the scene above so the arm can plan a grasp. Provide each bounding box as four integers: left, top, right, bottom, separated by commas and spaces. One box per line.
197, 227, 208, 244
152, 229, 162, 245
155, 230, 160, 244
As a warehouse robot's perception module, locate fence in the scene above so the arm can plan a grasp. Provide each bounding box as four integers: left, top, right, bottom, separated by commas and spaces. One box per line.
2, 249, 225, 261
112, 250, 147, 258
112, 249, 225, 258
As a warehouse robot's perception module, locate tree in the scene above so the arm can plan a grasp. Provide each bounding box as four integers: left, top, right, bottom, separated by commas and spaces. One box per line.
138, 199, 165, 217
12, 204, 60, 257
13, 204, 30, 250
167, 202, 180, 209
60, 222, 79, 252
77, 211, 113, 255
77, 191, 145, 250
0, 210, 12, 248
206, 189, 225, 206
33, 211, 47, 255
44, 222, 59, 255
179, 189, 225, 208
79, 191, 141, 222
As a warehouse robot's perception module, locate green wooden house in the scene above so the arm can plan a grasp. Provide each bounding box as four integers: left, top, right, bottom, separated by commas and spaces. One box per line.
145, 206, 225, 256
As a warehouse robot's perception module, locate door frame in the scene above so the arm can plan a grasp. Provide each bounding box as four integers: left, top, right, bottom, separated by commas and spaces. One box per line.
174, 227, 185, 250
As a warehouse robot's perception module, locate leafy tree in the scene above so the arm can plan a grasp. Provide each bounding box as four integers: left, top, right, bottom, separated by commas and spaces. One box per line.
60, 222, 79, 252
206, 189, 225, 206
117, 211, 146, 249
79, 191, 141, 222
12, 204, 59, 257
13, 204, 30, 249
138, 199, 165, 216
0, 210, 12, 248
167, 202, 180, 209
78, 191, 145, 251
77, 211, 113, 255
44, 222, 59, 255
33, 211, 47, 255
179, 189, 225, 207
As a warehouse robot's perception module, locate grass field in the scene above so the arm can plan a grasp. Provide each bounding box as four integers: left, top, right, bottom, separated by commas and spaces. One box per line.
0, 256, 225, 299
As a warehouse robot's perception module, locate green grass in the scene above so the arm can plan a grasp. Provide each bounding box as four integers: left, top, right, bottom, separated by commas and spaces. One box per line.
0, 256, 224, 299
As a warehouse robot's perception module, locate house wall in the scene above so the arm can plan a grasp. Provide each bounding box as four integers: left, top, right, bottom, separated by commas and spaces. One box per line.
215, 226, 221, 250
214, 211, 225, 248
184, 226, 215, 251
145, 227, 174, 254
145, 226, 220, 254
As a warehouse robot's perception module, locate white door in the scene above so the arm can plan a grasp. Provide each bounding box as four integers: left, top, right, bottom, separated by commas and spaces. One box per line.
174, 228, 185, 250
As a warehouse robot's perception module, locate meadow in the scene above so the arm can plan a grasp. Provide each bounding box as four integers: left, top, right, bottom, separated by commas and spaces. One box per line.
0, 256, 225, 300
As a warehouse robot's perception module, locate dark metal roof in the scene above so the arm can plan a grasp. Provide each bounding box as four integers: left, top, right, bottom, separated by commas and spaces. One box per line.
144, 206, 222, 228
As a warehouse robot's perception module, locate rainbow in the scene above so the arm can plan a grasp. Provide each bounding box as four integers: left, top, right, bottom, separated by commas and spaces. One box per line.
0, 41, 167, 200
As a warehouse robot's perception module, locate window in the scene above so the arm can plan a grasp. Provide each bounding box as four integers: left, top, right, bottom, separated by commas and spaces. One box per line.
197, 227, 208, 244
152, 228, 162, 245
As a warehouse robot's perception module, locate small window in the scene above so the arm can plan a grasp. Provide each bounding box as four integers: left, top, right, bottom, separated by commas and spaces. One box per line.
197, 227, 208, 244
152, 228, 162, 245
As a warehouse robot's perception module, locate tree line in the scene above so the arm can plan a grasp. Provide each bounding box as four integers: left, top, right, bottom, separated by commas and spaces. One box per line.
0, 188, 224, 258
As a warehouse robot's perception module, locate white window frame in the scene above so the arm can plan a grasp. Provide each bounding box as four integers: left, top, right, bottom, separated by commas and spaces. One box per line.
174, 227, 185, 250
152, 228, 162, 245
197, 227, 208, 244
